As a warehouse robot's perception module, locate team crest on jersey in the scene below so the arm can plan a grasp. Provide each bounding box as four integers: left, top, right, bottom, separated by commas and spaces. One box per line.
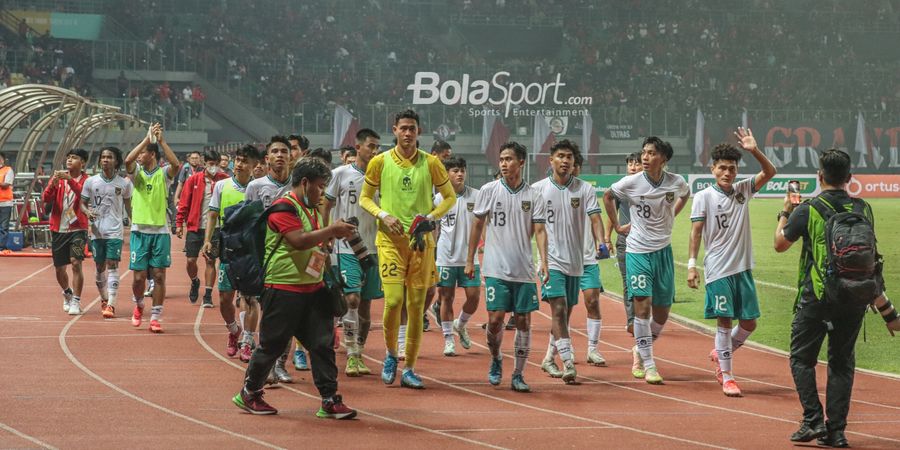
665, 192, 674, 203
521, 201, 532, 212
570, 198, 580, 208
736, 193, 746, 204
402, 175, 413, 191
466, 203, 474, 212
115, 187, 122, 195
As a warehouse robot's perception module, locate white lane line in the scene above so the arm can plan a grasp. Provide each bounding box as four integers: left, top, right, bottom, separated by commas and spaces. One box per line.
533, 309, 900, 445
438, 426, 615, 433
0, 263, 53, 295
192, 308, 507, 450
58, 271, 284, 450
357, 354, 731, 450
0, 332, 217, 340
599, 289, 900, 405
0, 421, 59, 450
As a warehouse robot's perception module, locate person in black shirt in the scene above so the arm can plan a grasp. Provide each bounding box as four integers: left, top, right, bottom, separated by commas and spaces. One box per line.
774, 149, 899, 447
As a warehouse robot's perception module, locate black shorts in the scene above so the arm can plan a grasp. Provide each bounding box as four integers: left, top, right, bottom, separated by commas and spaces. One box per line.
184, 229, 219, 259
51, 230, 87, 267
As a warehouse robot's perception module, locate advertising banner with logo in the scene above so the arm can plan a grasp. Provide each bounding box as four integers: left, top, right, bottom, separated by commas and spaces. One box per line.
604, 124, 635, 140
407, 71, 593, 119
10, 11, 103, 40
846, 175, 900, 198
688, 175, 820, 198
580, 174, 626, 195
696, 118, 900, 174
50, 13, 104, 40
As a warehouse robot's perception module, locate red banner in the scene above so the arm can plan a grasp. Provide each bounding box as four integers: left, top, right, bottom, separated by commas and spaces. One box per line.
847, 175, 900, 198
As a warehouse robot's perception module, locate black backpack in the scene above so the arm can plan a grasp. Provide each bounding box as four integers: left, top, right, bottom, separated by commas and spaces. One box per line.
809, 197, 883, 307
220, 199, 294, 297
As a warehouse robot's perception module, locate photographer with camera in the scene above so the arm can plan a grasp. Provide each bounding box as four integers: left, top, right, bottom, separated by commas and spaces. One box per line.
324, 128, 383, 377
775, 149, 900, 447
233, 157, 358, 419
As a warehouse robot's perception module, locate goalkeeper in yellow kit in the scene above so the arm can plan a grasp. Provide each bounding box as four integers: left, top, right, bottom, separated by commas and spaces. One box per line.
360, 109, 456, 389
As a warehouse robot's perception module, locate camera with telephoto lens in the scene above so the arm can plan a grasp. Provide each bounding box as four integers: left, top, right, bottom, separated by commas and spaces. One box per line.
343, 217, 375, 271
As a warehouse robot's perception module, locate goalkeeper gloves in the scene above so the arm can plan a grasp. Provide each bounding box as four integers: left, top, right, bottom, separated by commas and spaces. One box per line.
408, 214, 436, 252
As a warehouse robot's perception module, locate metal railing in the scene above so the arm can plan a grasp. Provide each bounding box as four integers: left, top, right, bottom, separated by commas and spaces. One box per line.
93, 96, 204, 131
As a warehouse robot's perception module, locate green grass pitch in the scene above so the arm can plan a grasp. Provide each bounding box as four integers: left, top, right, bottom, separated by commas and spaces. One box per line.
596, 198, 900, 374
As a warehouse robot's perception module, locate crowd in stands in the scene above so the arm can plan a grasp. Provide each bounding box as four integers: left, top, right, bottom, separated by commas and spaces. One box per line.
111, 74, 206, 130
0, 19, 93, 96
4, 0, 900, 134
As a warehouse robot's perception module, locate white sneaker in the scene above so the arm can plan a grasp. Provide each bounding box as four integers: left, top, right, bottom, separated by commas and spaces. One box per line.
562, 360, 577, 384
453, 319, 471, 350
586, 350, 607, 367
398, 347, 406, 361
67, 300, 82, 315
443, 340, 456, 357
62, 290, 73, 312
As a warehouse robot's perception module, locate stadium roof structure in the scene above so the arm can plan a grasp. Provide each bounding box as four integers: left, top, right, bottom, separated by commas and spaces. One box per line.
0, 84, 144, 173
68, 111, 147, 163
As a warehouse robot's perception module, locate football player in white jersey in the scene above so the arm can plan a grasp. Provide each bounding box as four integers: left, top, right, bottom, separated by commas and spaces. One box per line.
81, 146, 133, 319
434, 156, 480, 357
533, 140, 605, 384
573, 155, 610, 367
203, 144, 262, 361
466, 141, 548, 393
688, 128, 776, 397
325, 128, 383, 377
603, 137, 690, 385
604, 153, 643, 335
423, 140, 453, 333
241, 137, 296, 382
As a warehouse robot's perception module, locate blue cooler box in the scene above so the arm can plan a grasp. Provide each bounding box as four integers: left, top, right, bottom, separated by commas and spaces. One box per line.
6, 231, 24, 251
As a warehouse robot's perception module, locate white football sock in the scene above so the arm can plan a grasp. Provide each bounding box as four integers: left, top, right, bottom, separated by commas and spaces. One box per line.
556, 338, 574, 363
586, 318, 602, 353
107, 268, 119, 307
441, 320, 453, 341
342, 308, 359, 355
634, 317, 655, 369
458, 310, 472, 327
731, 325, 752, 352
513, 329, 531, 375
716, 326, 734, 381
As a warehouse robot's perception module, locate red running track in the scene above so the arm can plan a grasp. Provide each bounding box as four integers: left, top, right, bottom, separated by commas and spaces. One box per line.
1, 254, 899, 449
